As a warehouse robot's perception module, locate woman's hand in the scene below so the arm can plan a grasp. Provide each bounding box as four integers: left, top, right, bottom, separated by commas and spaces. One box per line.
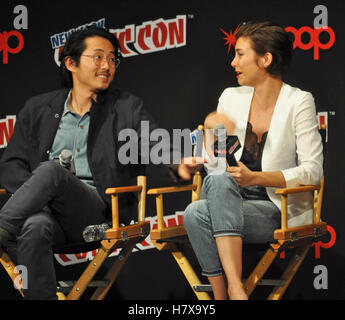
226, 161, 255, 187
203, 110, 236, 158
227, 162, 287, 188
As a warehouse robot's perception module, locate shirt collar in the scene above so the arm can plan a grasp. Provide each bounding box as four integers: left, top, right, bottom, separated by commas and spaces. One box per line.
62, 90, 73, 117
62, 89, 92, 117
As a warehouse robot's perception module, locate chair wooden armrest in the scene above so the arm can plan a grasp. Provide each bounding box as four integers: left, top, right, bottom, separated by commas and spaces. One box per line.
275, 185, 320, 195
105, 176, 147, 230
106, 185, 143, 194
274, 176, 325, 239
147, 184, 195, 233
148, 185, 198, 238
0, 188, 9, 195
147, 173, 202, 231
147, 184, 199, 195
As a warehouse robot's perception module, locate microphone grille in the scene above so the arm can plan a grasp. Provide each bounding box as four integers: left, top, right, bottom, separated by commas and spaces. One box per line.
60, 149, 73, 163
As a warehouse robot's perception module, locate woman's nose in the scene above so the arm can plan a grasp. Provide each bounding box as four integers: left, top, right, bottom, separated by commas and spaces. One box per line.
231, 58, 236, 69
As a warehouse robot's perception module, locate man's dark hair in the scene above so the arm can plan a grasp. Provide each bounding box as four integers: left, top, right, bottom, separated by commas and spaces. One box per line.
59, 26, 121, 88
236, 21, 293, 78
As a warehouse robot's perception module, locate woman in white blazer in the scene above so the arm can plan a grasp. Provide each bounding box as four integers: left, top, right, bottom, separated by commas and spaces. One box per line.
181, 21, 323, 300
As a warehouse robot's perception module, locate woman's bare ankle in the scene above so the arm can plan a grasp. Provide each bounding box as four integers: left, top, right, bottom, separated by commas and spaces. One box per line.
228, 282, 248, 300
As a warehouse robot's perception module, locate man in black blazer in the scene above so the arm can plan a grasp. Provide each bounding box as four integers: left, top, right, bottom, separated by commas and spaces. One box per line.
0, 26, 201, 299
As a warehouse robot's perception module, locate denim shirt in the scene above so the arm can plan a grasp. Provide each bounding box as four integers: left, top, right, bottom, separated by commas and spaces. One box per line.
49, 91, 96, 190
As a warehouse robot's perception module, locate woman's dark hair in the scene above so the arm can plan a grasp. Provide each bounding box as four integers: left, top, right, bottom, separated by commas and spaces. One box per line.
59, 26, 121, 88
236, 21, 293, 78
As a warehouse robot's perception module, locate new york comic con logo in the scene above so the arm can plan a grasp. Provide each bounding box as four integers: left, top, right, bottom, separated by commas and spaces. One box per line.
220, 24, 335, 61
50, 16, 186, 65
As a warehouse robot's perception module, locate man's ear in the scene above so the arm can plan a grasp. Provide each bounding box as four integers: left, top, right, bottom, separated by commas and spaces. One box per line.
64, 56, 76, 72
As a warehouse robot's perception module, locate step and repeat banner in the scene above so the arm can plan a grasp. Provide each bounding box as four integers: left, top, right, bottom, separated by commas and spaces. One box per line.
0, 0, 344, 299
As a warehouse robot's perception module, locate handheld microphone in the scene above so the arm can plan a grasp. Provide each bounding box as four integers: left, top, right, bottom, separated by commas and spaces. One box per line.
213, 124, 226, 138
190, 125, 203, 157
190, 129, 198, 145
225, 136, 241, 166
212, 124, 241, 166
54, 149, 76, 174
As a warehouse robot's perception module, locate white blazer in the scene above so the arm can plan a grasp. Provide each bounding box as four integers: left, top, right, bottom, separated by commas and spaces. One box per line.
205, 83, 323, 227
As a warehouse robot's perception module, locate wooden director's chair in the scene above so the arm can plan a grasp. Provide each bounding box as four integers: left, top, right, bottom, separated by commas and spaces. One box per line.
148, 125, 327, 300
0, 176, 150, 300
241, 175, 326, 299
148, 172, 211, 300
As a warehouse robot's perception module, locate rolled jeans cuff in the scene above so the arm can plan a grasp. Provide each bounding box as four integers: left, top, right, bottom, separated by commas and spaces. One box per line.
214, 230, 244, 238
201, 269, 224, 277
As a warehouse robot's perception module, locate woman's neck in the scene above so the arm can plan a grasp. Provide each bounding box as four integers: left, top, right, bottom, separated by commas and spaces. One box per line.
252, 77, 283, 111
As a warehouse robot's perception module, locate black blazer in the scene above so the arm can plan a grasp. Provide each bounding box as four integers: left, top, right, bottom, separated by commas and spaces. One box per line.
0, 88, 172, 223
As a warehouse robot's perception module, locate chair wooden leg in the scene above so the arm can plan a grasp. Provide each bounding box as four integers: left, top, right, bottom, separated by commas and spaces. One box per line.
56, 292, 66, 300
66, 239, 118, 300
243, 248, 278, 298
170, 243, 211, 300
90, 238, 138, 300
268, 243, 310, 300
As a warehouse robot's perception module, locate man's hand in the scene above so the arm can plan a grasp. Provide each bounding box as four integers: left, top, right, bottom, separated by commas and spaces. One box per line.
226, 161, 255, 187
177, 157, 207, 180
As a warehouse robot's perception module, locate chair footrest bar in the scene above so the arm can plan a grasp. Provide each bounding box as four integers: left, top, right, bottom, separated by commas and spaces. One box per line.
193, 285, 213, 292
193, 279, 286, 292
57, 280, 109, 292
243, 279, 286, 287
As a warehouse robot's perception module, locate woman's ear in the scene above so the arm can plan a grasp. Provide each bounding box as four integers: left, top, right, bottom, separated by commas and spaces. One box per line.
262, 52, 273, 69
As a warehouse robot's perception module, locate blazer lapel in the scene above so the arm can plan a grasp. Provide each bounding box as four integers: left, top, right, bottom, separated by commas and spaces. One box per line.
88, 91, 120, 156
233, 86, 253, 160
261, 82, 289, 167
40, 89, 69, 160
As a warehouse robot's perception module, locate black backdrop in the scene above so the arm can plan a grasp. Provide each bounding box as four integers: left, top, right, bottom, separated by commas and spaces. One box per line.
0, 0, 344, 300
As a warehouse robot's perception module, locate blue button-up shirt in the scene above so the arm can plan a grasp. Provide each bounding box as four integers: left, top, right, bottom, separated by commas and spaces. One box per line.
49, 91, 96, 190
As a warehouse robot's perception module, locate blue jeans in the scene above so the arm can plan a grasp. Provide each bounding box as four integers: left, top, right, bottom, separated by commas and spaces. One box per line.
183, 172, 281, 277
